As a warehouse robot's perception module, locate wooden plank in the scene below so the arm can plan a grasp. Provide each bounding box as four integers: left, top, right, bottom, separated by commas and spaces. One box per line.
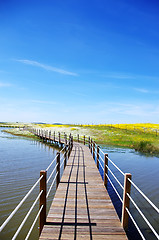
39, 142, 127, 240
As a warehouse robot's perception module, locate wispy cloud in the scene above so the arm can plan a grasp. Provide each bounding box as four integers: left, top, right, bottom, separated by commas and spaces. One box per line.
30, 100, 56, 105
102, 72, 159, 81
103, 72, 135, 79
134, 88, 149, 93
16, 59, 78, 76
0, 82, 12, 87
134, 88, 159, 94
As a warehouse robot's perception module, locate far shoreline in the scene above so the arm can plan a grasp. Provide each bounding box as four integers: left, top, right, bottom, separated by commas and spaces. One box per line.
1, 123, 159, 156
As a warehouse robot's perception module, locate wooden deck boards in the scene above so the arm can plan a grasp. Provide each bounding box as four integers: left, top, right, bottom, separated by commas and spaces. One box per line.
39, 142, 127, 240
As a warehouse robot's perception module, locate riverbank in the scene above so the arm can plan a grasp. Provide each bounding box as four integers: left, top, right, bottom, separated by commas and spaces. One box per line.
2, 128, 38, 139
2, 123, 159, 155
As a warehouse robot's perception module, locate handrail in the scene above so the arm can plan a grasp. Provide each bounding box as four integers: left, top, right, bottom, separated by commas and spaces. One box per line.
106, 173, 123, 203
0, 175, 43, 232
25, 205, 44, 240
128, 178, 159, 214
107, 167, 124, 190
47, 162, 58, 184
12, 190, 43, 240
127, 193, 159, 239
46, 155, 58, 171
125, 207, 146, 240
46, 172, 58, 198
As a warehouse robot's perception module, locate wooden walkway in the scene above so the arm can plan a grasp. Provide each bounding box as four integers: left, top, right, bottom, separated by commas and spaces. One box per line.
39, 142, 127, 240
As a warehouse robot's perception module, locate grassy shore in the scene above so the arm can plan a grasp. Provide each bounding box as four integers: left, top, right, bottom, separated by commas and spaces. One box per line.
2, 128, 38, 139
1, 123, 159, 155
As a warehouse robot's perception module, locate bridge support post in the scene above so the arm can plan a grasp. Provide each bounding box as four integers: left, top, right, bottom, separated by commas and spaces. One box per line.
97, 146, 99, 169
104, 154, 108, 188
39, 170, 47, 235
93, 142, 95, 160
121, 173, 132, 230
56, 152, 60, 189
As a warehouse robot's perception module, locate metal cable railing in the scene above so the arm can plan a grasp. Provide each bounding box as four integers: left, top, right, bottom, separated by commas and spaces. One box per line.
46, 172, 58, 199
106, 173, 123, 203
127, 193, 159, 239
12, 190, 43, 240
0, 175, 43, 232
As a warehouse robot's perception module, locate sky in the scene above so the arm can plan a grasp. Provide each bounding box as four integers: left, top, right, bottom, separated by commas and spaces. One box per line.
0, 0, 159, 124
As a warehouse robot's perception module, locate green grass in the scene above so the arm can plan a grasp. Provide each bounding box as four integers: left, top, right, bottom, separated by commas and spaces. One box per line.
3, 128, 38, 139
81, 125, 159, 154
2, 123, 159, 155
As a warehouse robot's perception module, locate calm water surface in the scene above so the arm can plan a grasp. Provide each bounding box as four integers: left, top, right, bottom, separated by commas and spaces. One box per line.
0, 129, 159, 240
99, 145, 159, 240
0, 128, 59, 239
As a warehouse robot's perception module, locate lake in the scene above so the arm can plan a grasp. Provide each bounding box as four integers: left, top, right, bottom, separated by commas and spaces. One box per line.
98, 145, 159, 240
0, 128, 60, 239
0, 128, 159, 239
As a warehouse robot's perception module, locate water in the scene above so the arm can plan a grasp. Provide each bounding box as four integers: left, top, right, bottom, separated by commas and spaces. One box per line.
0, 129, 159, 239
0, 128, 60, 240
98, 145, 159, 240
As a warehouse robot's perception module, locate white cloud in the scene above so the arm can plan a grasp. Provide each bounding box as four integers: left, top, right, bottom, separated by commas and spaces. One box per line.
16, 59, 78, 76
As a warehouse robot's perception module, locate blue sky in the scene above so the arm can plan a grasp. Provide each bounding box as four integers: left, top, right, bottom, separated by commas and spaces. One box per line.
0, 0, 159, 124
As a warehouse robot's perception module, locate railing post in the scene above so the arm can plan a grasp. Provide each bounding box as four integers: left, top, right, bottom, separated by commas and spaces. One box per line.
77, 134, 79, 142
104, 154, 108, 188
65, 134, 67, 145
39, 170, 47, 235
121, 173, 132, 230
90, 138, 92, 153
93, 142, 95, 160
56, 152, 60, 189
84, 135, 85, 145
64, 146, 67, 168
97, 146, 99, 169
54, 131, 55, 142
88, 136, 90, 149
71, 136, 73, 150
58, 132, 61, 143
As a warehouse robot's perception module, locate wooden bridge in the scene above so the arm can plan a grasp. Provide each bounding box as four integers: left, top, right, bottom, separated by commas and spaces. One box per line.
1, 128, 158, 239
37, 131, 128, 240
